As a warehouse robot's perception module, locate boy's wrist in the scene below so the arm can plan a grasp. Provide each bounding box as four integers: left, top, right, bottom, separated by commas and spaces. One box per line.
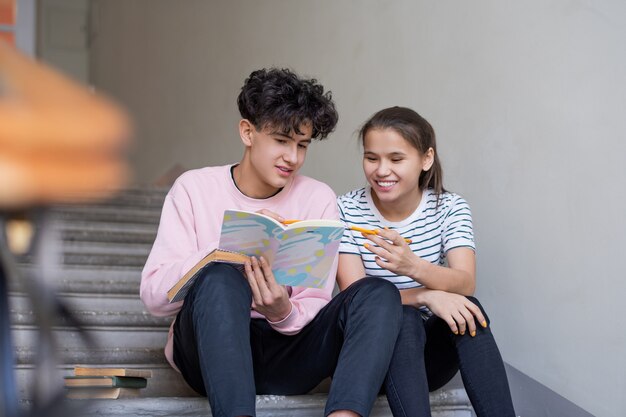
265, 300, 293, 323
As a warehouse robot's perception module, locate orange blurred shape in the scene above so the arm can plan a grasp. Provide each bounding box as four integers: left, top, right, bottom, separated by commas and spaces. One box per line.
0, 39, 132, 209
0, 32, 14, 45
0, 0, 15, 26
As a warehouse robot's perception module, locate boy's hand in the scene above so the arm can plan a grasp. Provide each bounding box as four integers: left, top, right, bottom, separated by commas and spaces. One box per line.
244, 256, 292, 322
421, 290, 487, 336
256, 209, 285, 223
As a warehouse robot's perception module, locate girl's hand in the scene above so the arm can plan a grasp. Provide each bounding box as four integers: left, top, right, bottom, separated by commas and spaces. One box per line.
244, 256, 292, 322
421, 290, 487, 336
363, 228, 423, 279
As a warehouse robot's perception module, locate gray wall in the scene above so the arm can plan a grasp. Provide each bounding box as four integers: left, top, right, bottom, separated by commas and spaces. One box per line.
91, 1, 626, 416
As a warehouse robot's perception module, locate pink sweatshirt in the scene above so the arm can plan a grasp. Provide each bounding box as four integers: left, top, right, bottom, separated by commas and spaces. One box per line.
140, 165, 339, 370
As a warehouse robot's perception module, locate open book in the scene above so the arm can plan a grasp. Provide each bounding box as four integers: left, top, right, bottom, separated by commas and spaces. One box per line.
167, 249, 248, 303
167, 210, 344, 303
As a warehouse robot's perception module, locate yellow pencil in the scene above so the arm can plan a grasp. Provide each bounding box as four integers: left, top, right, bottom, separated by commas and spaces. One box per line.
282, 221, 412, 244
348, 225, 377, 235
349, 226, 412, 243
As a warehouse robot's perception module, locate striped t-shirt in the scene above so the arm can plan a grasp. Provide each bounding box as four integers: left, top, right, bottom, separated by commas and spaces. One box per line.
338, 187, 475, 291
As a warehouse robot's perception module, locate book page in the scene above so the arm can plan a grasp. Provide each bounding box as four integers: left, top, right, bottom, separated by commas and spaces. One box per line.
218, 210, 284, 264
284, 218, 343, 229
273, 225, 344, 288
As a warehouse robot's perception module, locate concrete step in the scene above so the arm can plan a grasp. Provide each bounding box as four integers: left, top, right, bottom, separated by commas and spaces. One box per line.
11, 325, 169, 356
63, 240, 153, 252
10, 292, 169, 368
51, 390, 473, 417
9, 294, 170, 328
51, 206, 162, 225
60, 241, 153, 256
16, 364, 196, 400
78, 187, 169, 209
12, 265, 141, 295
58, 241, 152, 268
14, 346, 167, 366
60, 253, 147, 268
52, 187, 169, 211
61, 222, 157, 245
16, 226, 155, 267
18, 251, 149, 269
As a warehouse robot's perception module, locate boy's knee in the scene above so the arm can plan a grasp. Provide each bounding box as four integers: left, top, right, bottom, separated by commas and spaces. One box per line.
193, 263, 250, 300
352, 277, 400, 303
349, 278, 402, 322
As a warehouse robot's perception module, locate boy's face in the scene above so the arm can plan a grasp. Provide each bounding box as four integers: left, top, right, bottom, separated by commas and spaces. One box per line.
241, 121, 312, 197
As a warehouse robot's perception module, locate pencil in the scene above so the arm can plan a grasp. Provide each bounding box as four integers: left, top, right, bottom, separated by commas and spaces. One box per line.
350, 226, 412, 244
282, 220, 412, 244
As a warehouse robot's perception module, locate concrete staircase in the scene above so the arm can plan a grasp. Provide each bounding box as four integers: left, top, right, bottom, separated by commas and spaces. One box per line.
9, 187, 474, 416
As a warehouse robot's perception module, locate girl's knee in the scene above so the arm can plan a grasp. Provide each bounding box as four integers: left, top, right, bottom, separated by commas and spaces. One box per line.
465, 296, 490, 325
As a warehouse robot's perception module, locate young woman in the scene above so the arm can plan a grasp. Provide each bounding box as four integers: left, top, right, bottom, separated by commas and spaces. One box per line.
337, 106, 516, 417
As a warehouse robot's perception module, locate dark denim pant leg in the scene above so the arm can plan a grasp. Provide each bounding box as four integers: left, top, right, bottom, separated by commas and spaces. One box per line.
425, 297, 516, 417
323, 278, 403, 416
239, 278, 401, 417
450, 297, 516, 417
384, 306, 432, 417
173, 263, 256, 417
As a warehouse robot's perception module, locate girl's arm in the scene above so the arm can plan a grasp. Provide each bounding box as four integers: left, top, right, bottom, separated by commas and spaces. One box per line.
338, 248, 486, 336
364, 229, 475, 296
401, 286, 486, 336
337, 253, 366, 291
414, 246, 475, 295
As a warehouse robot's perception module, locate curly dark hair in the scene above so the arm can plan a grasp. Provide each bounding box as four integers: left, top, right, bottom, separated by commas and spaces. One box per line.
237, 68, 338, 140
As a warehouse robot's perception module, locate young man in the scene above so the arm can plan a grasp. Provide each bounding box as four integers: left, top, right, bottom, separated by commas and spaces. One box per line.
141, 68, 402, 417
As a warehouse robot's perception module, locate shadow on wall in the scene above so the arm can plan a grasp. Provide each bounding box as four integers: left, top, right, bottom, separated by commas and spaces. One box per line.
505, 364, 595, 417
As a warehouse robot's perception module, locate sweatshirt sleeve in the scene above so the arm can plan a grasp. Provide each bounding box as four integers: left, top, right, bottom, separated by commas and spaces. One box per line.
140, 182, 218, 317
268, 188, 340, 335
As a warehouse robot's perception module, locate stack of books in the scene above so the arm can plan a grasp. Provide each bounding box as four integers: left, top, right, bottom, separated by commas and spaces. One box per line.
64, 367, 152, 399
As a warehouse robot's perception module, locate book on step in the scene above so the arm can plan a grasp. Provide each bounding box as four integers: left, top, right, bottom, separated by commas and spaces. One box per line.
64, 375, 148, 389
167, 209, 344, 303
73, 367, 152, 379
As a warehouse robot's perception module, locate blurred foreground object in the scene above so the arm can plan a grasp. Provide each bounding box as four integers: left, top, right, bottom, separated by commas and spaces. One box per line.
0, 38, 132, 417
0, 38, 131, 208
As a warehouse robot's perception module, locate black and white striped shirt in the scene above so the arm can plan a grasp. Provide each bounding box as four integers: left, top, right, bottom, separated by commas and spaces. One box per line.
338, 187, 475, 290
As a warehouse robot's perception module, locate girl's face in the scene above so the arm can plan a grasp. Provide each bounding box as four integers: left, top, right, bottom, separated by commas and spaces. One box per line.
362, 127, 434, 209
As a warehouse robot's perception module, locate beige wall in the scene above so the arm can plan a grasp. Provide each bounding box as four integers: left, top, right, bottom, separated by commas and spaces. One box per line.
91, 1, 626, 416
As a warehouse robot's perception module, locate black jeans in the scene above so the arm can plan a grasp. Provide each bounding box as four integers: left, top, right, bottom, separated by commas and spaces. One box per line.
384, 298, 516, 417
173, 264, 402, 417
